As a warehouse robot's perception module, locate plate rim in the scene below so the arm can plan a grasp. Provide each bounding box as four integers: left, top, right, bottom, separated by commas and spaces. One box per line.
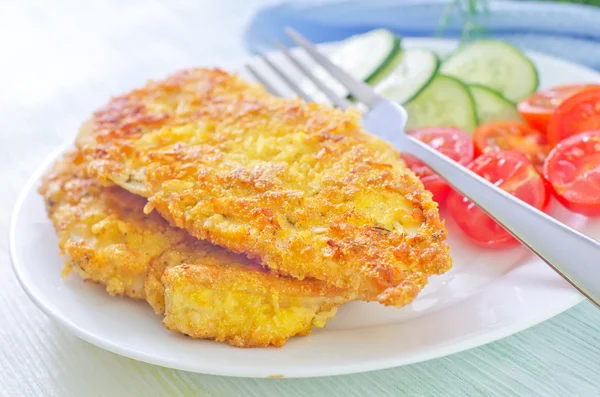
10, 38, 593, 378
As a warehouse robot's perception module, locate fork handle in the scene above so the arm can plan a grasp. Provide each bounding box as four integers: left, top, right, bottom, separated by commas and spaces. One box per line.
403, 135, 600, 308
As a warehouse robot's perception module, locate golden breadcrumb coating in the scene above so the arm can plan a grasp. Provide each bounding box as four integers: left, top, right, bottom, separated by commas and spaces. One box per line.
77, 67, 452, 307
39, 152, 347, 347
149, 246, 341, 347
39, 152, 160, 298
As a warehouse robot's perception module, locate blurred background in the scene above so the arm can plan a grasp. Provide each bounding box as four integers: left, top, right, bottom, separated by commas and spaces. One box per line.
2, 0, 599, 184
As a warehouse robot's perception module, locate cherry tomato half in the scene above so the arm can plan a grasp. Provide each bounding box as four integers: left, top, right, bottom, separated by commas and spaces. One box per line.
517, 84, 600, 133
448, 151, 547, 248
547, 88, 600, 147
543, 130, 600, 216
402, 127, 474, 202
473, 121, 550, 173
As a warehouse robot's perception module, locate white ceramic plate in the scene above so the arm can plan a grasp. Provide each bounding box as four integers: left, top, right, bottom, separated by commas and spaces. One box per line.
10, 38, 600, 378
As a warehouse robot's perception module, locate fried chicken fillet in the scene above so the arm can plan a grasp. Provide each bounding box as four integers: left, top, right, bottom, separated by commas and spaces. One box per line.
39, 152, 347, 347
77, 68, 452, 307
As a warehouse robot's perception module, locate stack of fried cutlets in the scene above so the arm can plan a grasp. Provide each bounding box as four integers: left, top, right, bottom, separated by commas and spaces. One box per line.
39, 68, 451, 347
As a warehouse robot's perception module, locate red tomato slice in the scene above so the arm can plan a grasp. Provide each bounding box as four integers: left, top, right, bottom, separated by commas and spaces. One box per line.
543, 130, 600, 216
541, 178, 552, 210
448, 151, 547, 248
517, 84, 600, 133
547, 88, 600, 147
402, 127, 474, 203
473, 121, 550, 173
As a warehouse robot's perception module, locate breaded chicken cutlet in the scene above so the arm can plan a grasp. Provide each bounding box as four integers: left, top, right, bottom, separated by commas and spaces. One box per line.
77, 68, 452, 307
39, 152, 348, 347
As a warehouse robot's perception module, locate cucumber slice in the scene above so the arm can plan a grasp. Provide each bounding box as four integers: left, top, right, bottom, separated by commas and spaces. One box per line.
375, 48, 440, 104
330, 29, 402, 85
469, 84, 523, 125
440, 40, 538, 102
405, 75, 478, 133
300, 29, 402, 101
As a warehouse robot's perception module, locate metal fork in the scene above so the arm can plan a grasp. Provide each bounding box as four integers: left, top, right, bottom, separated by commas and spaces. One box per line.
246, 27, 600, 308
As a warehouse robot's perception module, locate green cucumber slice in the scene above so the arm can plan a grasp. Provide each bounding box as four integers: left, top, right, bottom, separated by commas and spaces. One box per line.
300, 29, 402, 100
375, 48, 439, 104
469, 84, 523, 125
440, 40, 538, 102
405, 75, 478, 133
331, 29, 402, 85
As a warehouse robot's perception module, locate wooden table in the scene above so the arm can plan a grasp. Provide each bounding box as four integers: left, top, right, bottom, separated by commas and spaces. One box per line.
1, 1, 599, 395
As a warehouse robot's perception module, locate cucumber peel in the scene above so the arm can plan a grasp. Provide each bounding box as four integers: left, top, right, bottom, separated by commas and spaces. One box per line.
469, 84, 523, 125
375, 48, 440, 104
405, 74, 478, 134
440, 40, 538, 102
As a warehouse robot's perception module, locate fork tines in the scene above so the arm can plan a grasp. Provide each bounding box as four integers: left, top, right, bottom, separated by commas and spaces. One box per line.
246, 28, 382, 111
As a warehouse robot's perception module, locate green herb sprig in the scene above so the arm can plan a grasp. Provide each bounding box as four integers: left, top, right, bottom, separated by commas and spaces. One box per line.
441, 0, 599, 41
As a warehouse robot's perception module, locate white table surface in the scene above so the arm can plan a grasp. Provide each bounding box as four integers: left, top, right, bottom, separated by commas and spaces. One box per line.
1, 1, 599, 396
